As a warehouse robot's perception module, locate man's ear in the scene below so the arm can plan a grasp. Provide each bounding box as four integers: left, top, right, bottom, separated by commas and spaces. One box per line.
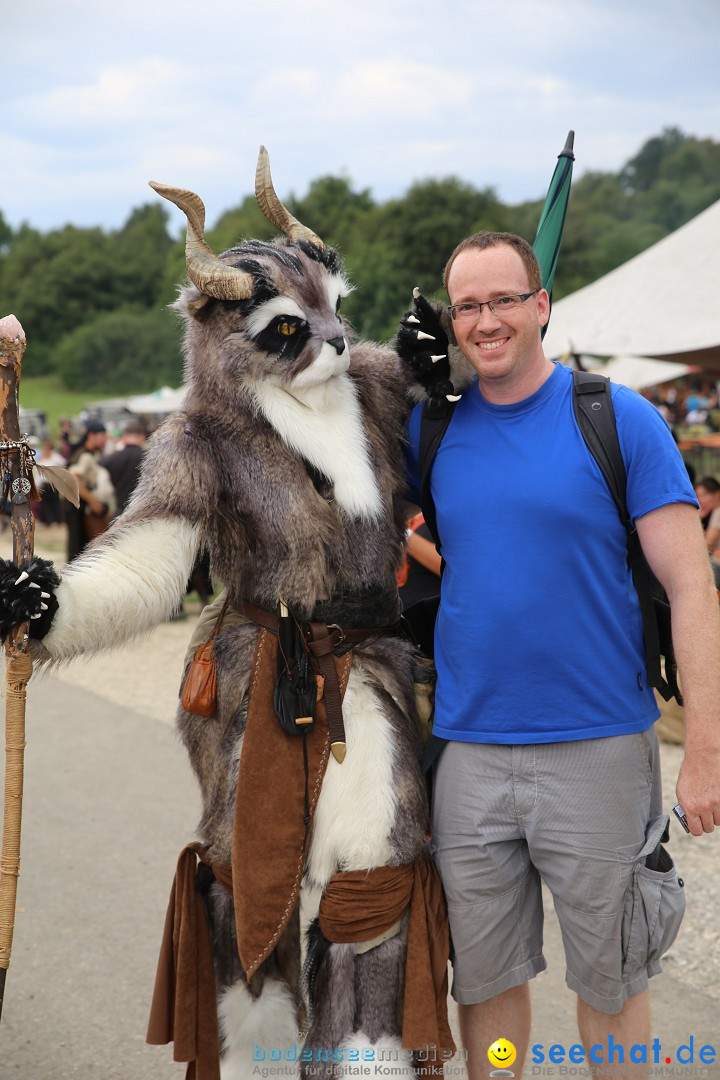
537, 288, 551, 329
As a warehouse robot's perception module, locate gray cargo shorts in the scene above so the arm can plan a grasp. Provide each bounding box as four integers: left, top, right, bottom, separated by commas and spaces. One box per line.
430, 730, 685, 1014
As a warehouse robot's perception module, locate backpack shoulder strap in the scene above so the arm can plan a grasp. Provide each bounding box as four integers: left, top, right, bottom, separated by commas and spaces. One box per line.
571, 369, 672, 699
571, 370, 628, 525
418, 397, 458, 551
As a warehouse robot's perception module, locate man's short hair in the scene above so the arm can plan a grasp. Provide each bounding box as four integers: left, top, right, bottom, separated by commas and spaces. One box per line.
84, 418, 107, 435
122, 419, 147, 437
443, 232, 542, 294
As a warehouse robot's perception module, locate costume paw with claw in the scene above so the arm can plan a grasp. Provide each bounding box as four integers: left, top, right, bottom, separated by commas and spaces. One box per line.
395, 288, 460, 403
0, 556, 61, 640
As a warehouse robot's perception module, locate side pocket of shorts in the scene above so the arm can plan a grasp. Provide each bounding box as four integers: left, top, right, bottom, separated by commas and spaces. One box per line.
621, 815, 686, 980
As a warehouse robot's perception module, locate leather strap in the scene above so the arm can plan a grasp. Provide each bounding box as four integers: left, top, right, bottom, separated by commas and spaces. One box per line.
306, 621, 349, 761
236, 600, 398, 765
236, 599, 397, 645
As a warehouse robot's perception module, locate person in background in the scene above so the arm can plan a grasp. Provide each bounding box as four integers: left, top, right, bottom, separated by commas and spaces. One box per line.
397, 511, 441, 610
100, 418, 147, 518
397, 511, 442, 658
65, 420, 115, 562
695, 476, 720, 588
695, 476, 720, 542
34, 437, 66, 526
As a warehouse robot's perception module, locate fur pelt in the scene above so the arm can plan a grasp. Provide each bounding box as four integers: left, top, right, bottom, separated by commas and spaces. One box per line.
35, 230, 433, 1074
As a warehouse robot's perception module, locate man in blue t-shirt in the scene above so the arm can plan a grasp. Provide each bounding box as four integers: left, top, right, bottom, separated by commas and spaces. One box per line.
399, 232, 720, 1078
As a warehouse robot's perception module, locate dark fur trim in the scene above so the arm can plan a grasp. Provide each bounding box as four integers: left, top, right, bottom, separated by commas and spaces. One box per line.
0, 555, 61, 640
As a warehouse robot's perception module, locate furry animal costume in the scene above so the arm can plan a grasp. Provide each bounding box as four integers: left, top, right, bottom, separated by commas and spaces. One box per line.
0, 150, 458, 1079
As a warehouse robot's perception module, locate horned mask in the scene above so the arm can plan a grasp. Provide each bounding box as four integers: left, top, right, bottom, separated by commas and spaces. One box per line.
149, 147, 324, 303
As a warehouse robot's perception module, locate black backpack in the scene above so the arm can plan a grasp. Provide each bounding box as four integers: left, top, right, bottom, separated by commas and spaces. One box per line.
413, 368, 682, 705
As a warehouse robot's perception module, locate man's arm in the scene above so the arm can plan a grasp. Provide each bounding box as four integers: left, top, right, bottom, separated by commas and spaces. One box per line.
636, 501, 720, 835
406, 529, 442, 576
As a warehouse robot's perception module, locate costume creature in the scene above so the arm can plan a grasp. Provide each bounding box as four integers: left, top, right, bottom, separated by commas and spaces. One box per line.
0, 150, 456, 1080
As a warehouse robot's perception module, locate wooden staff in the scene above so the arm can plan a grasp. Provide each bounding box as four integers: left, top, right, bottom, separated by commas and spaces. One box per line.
0, 314, 35, 1021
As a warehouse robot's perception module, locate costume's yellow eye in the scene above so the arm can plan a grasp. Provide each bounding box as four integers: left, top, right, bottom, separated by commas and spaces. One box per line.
278, 321, 297, 336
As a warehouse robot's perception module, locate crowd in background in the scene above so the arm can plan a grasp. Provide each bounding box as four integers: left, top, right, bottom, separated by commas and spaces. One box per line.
643, 374, 720, 431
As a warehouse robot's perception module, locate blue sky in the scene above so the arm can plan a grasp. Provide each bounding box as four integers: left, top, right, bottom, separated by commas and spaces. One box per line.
3, 0, 719, 235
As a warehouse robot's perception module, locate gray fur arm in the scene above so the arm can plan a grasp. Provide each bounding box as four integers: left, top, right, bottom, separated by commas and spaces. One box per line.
40, 517, 201, 662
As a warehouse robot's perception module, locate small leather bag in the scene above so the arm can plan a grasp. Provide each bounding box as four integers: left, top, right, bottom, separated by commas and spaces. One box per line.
180, 596, 230, 717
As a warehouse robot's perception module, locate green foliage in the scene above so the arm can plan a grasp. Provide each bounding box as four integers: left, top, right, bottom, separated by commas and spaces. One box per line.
208, 194, 276, 252
55, 305, 184, 393
1, 127, 719, 393
0, 210, 12, 252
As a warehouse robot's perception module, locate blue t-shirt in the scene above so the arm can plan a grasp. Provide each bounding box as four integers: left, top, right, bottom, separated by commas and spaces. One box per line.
406, 362, 698, 744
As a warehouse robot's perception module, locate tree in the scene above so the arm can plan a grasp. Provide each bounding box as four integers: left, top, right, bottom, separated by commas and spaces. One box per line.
112, 203, 174, 307
288, 175, 375, 252
55, 305, 184, 393
620, 127, 688, 193
345, 177, 507, 341
0, 210, 12, 253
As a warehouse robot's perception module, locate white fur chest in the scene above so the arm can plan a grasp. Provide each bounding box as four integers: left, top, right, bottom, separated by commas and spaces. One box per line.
247, 373, 383, 522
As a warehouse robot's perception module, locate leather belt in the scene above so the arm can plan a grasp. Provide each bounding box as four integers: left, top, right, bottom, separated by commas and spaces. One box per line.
237, 600, 399, 762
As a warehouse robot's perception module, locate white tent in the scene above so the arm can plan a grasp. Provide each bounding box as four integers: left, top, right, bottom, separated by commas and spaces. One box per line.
586, 356, 691, 391
125, 385, 187, 415
543, 199, 720, 368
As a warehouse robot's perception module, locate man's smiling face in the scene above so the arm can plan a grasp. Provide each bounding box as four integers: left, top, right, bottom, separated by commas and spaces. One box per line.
447, 243, 549, 395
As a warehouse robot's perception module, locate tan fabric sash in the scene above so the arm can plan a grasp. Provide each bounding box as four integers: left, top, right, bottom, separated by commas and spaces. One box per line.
319, 860, 455, 1060
232, 627, 352, 980
146, 842, 231, 1080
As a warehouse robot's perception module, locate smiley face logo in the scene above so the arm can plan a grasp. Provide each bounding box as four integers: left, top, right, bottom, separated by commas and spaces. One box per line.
488, 1038, 517, 1071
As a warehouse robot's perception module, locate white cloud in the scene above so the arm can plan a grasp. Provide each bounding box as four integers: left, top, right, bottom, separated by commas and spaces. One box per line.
1, 0, 719, 230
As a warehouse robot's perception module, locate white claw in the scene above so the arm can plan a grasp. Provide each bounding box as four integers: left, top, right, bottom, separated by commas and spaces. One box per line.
40, 602, 48, 611
41, 592, 50, 599
412, 287, 420, 299
14, 571, 29, 585
406, 315, 420, 324
28, 581, 41, 589
446, 393, 463, 402
417, 331, 435, 341
30, 612, 41, 619
431, 354, 446, 363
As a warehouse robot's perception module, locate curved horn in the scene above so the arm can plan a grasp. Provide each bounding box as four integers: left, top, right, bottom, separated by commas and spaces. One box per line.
148, 181, 255, 300
255, 147, 324, 249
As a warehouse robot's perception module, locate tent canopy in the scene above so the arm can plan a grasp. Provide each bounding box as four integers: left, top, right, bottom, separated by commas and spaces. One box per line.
586, 356, 691, 391
543, 200, 720, 368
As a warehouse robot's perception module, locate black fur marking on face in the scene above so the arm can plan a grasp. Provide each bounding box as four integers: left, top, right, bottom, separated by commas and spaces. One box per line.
295, 241, 344, 276
225, 241, 304, 277
254, 315, 310, 360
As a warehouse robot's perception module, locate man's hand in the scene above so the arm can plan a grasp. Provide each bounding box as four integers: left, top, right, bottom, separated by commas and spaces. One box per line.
395, 288, 458, 402
676, 751, 720, 835
0, 555, 61, 640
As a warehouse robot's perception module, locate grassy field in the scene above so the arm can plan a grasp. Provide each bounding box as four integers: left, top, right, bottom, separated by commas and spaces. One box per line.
18, 375, 118, 436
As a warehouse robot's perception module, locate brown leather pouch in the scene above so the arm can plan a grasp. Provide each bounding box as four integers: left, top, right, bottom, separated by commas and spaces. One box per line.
180, 595, 229, 717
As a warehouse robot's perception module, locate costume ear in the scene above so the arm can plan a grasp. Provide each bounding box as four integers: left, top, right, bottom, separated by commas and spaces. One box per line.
173, 284, 212, 320
186, 294, 212, 318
